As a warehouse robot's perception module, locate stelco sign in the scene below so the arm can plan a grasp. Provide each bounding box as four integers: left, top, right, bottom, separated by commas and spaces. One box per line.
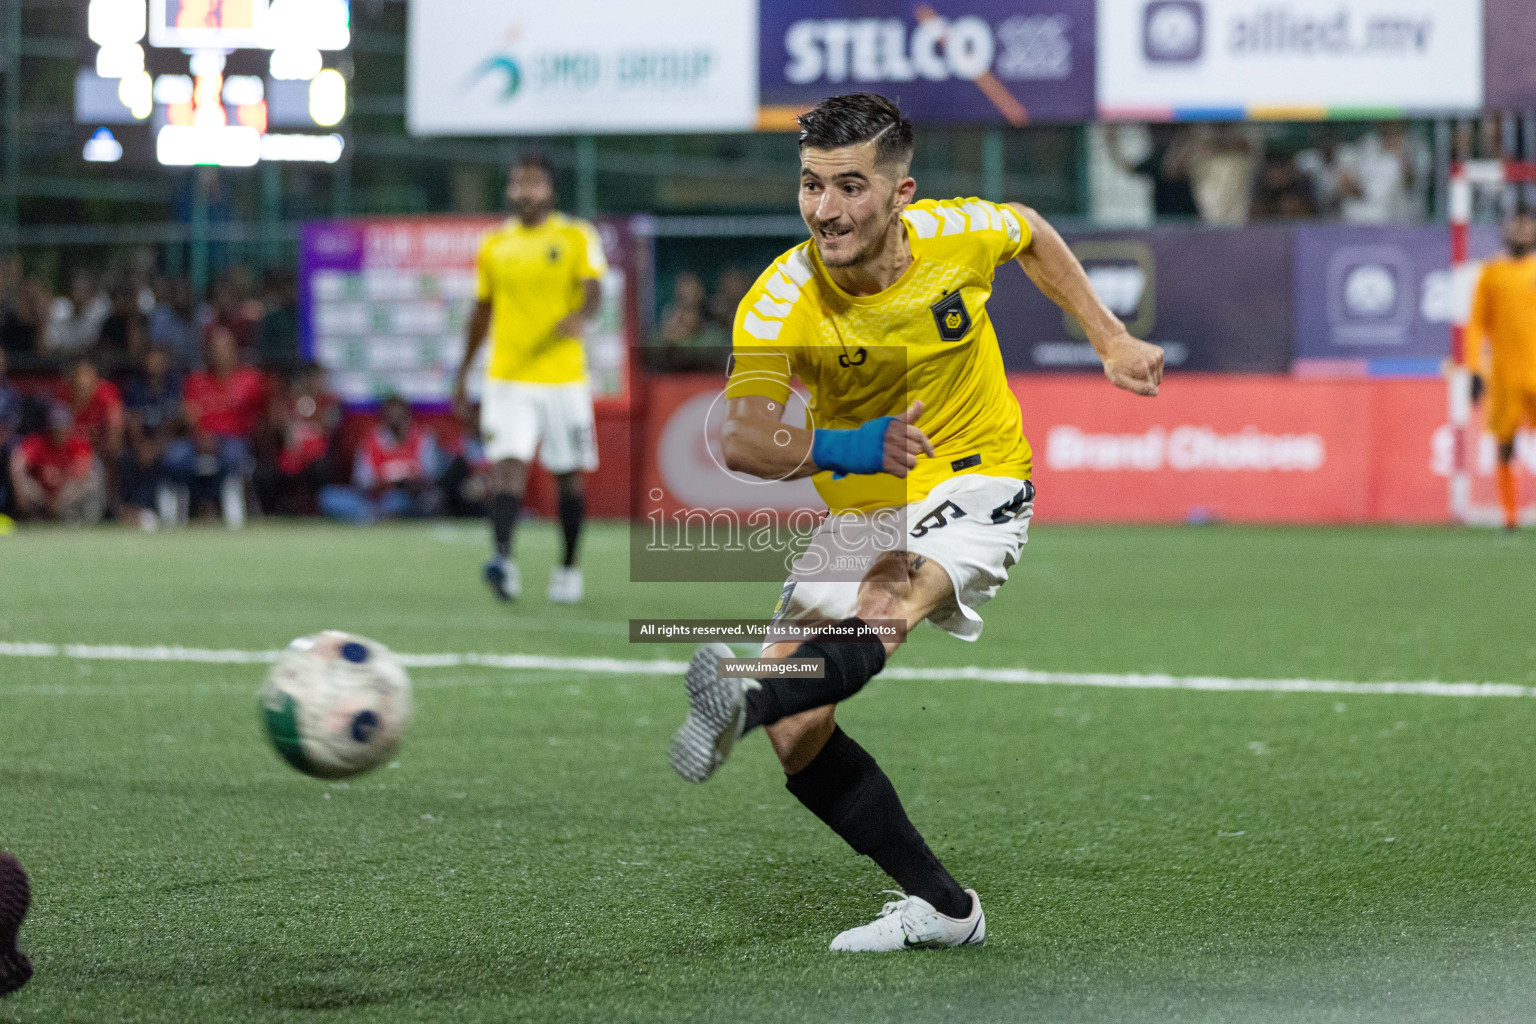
759, 1, 1097, 125
784, 16, 1009, 85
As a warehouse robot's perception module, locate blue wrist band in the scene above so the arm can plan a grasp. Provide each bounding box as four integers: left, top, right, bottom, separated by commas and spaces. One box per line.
812, 417, 897, 478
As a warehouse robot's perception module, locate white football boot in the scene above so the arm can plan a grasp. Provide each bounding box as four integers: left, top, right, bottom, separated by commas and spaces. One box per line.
669, 643, 755, 783
547, 566, 583, 604
829, 890, 985, 952
483, 557, 521, 602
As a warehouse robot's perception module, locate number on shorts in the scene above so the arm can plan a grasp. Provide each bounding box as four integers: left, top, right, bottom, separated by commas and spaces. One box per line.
909, 500, 966, 538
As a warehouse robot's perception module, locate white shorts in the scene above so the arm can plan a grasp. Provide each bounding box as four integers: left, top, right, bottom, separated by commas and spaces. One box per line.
771, 474, 1035, 643
480, 379, 599, 473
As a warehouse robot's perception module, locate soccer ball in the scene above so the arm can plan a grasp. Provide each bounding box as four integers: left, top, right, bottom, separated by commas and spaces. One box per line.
260, 631, 413, 779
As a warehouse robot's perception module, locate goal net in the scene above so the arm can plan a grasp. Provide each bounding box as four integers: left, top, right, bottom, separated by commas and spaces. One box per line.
1447, 159, 1536, 526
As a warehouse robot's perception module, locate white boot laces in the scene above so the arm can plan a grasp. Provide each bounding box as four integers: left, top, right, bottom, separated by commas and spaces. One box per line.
873, 889, 931, 939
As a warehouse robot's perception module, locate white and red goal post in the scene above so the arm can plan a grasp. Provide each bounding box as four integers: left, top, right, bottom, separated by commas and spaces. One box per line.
1446, 159, 1536, 526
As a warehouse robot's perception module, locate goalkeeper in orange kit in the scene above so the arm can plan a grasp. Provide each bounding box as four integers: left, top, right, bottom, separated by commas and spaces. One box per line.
1467, 209, 1536, 531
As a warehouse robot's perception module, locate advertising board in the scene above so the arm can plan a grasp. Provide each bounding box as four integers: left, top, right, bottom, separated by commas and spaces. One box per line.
407, 0, 757, 135
1098, 0, 1484, 119
991, 227, 1294, 373
637, 373, 1458, 524
1292, 224, 1505, 376
299, 215, 636, 408
1484, 0, 1536, 111
759, 0, 1096, 126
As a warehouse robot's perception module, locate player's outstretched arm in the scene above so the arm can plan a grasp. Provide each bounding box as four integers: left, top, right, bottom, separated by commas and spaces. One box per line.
721, 396, 933, 481
452, 300, 494, 406
1007, 203, 1164, 397
1465, 267, 1491, 405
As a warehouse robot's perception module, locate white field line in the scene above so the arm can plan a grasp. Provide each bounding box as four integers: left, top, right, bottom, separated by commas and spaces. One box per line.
0, 641, 1530, 699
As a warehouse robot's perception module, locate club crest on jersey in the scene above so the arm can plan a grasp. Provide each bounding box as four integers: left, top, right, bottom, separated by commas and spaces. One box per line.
930, 291, 971, 342
548, 245, 562, 263
772, 582, 796, 620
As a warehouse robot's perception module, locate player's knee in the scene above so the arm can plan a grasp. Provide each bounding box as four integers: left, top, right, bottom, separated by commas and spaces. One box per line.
1499, 441, 1517, 464
493, 458, 528, 494
766, 705, 836, 774
851, 591, 913, 653
555, 473, 583, 499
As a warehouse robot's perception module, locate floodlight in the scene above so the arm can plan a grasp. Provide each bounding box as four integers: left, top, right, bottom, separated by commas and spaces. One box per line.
270, 47, 322, 81
117, 71, 153, 120
156, 124, 261, 167
88, 0, 146, 46
260, 133, 345, 163
83, 128, 125, 163
95, 42, 145, 79
309, 69, 346, 128
223, 75, 265, 106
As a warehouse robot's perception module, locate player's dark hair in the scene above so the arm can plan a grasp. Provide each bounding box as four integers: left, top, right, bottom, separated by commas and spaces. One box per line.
512, 153, 555, 182
797, 93, 915, 170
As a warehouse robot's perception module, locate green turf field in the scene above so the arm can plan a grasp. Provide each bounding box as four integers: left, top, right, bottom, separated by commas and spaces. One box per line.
1, 521, 1534, 1023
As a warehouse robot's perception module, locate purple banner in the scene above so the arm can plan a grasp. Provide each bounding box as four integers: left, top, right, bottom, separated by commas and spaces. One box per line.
759, 0, 1096, 125
1486, 0, 1536, 110
1291, 225, 1501, 376
990, 226, 1294, 373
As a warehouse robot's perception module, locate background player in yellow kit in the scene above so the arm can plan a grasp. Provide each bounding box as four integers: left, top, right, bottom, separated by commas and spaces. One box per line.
454, 155, 607, 603
1467, 209, 1536, 531
668, 94, 1163, 951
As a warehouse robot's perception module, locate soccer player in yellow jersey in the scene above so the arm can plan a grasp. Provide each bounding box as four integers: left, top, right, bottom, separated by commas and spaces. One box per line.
454, 155, 607, 603
667, 94, 1163, 951
1467, 209, 1536, 531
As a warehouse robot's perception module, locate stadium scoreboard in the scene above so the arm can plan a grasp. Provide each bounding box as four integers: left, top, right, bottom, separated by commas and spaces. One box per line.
74, 0, 350, 167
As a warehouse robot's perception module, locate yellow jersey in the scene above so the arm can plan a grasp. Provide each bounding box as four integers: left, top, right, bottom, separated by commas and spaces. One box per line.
475, 213, 608, 384
727, 197, 1033, 514
1467, 254, 1536, 390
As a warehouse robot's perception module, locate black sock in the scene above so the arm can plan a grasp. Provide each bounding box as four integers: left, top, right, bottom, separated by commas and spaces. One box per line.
785, 727, 971, 919
742, 618, 886, 733
557, 491, 585, 568
490, 492, 521, 559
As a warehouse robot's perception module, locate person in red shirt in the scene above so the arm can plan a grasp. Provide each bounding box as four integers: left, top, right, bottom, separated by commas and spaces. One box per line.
162, 325, 269, 522
66, 358, 124, 516
183, 325, 269, 437
67, 358, 124, 450
319, 395, 442, 524
8, 404, 103, 524
256, 363, 339, 515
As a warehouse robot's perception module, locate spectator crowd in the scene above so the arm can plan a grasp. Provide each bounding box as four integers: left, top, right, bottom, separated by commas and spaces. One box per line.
1097, 121, 1438, 228
0, 255, 490, 529
647, 266, 753, 369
